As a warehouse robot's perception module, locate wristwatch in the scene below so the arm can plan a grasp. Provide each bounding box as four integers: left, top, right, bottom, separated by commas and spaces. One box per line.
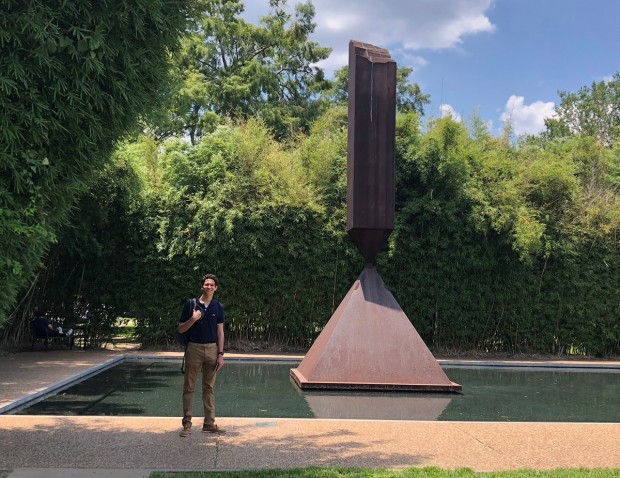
218, 351, 224, 356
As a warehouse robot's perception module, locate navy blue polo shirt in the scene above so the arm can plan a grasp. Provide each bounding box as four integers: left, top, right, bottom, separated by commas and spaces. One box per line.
179, 297, 225, 344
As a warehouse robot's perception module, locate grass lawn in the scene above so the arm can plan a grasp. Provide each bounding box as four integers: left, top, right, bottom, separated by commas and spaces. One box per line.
150, 467, 620, 478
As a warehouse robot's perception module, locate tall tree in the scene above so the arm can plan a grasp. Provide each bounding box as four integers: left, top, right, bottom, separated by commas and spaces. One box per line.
544, 72, 620, 147
159, 0, 331, 142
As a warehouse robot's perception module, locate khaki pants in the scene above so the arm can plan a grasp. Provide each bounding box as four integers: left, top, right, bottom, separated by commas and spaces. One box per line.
182, 342, 218, 427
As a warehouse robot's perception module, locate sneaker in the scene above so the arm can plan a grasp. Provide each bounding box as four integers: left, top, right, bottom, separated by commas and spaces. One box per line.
202, 424, 226, 434
179, 425, 191, 437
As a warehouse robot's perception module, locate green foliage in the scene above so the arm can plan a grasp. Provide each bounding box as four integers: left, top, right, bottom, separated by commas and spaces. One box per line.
382, 116, 620, 356
157, 0, 332, 142
544, 72, 620, 146
396, 67, 431, 114
117, 112, 620, 355
0, 0, 202, 328
141, 118, 358, 347
7, 71, 620, 357
5, 155, 160, 347
299, 107, 349, 221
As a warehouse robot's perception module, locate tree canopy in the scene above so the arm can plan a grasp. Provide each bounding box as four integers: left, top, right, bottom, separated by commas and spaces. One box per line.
544, 72, 620, 146
153, 0, 332, 143
0, 0, 203, 328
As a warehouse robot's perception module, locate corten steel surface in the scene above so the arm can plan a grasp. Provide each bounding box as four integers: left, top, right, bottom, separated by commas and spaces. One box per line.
290, 265, 461, 392
346, 40, 396, 263
292, 41, 460, 392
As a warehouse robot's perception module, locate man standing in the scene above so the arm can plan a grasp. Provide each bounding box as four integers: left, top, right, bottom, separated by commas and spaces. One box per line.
178, 273, 226, 437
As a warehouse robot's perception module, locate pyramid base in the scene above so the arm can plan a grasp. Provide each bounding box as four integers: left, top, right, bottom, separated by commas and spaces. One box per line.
291, 368, 462, 392
291, 264, 461, 393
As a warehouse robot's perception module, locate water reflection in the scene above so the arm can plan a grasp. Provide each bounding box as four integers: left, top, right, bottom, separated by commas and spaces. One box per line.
303, 393, 452, 420
439, 366, 620, 422
15, 361, 620, 422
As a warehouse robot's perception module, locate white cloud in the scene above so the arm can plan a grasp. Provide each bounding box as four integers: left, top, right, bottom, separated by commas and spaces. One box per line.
313, 51, 348, 73
312, 0, 494, 51
397, 52, 429, 70
440, 104, 462, 122
499, 95, 555, 136
242, 0, 496, 75
425, 7, 495, 50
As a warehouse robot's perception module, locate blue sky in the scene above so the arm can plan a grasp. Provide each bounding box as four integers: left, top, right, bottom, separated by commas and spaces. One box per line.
243, 0, 619, 136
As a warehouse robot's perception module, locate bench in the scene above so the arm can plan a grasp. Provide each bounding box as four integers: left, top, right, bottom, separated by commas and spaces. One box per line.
69, 324, 88, 349
30, 321, 88, 352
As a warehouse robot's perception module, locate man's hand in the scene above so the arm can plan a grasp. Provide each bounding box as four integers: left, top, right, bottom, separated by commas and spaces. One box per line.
214, 354, 224, 372
191, 308, 202, 321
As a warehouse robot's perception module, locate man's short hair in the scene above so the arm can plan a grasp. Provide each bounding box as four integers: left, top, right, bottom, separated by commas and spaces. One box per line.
201, 273, 219, 286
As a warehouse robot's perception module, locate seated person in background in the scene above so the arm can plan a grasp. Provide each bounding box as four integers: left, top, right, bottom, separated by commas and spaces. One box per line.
33, 315, 73, 337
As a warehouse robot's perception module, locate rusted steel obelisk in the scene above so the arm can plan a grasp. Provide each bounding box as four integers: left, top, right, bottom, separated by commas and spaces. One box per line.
291, 41, 461, 392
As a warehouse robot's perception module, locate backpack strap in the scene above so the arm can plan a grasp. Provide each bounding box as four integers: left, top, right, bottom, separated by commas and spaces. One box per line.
180, 298, 197, 374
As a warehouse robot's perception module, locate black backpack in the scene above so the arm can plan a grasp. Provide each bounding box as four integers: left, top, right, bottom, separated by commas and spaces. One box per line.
176, 298, 196, 373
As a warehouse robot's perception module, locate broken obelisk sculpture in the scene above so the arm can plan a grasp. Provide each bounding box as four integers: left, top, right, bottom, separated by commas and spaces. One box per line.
291, 41, 461, 391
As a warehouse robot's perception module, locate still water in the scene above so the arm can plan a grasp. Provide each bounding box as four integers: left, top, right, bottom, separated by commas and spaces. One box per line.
15, 361, 620, 422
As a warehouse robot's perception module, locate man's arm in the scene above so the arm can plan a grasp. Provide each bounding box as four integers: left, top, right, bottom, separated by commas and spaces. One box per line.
178, 319, 195, 334
214, 322, 225, 371
217, 322, 224, 354
178, 301, 201, 333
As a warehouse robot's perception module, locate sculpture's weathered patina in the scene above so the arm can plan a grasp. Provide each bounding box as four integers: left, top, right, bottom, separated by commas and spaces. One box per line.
291, 41, 460, 392
346, 40, 396, 264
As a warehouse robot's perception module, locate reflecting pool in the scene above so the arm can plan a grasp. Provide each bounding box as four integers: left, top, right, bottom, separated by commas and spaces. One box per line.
14, 361, 620, 422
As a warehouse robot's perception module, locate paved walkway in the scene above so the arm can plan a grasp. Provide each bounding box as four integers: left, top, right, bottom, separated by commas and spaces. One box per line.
1, 349, 619, 476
